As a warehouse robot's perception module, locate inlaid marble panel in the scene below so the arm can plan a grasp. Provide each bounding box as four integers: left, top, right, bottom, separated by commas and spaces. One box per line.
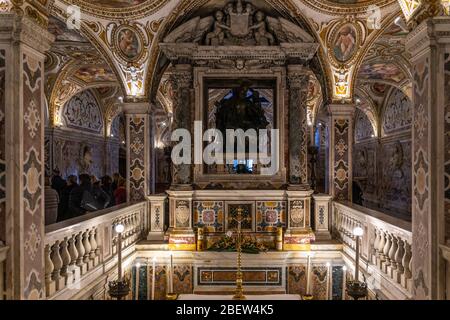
333, 119, 350, 201
128, 116, 146, 202
411, 55, 431, 298
445, 53, 450, 242
256, 201, 286, 232
0, 49, 5, 242
22, 53, 45, 299
194, 201, 224, 233
311, 265, 328, 300
173, 265, 193, 294
382, 88, 412, 135
287, 265, 307, 295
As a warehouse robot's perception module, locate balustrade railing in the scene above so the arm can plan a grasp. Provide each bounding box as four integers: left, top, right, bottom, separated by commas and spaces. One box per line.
0, 244, 8, 300
332, 201, 413, 297
44, 202, 147, 299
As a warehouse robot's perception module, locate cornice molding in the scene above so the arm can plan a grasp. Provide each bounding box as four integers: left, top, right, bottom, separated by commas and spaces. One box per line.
0, 13, 55, 53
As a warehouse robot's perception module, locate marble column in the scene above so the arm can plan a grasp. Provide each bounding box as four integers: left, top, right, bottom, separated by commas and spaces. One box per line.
169, 64, 193, 190
0, 13, 54, 299
123, 102, 151, 202
328, 104, 355, 202
405, 16, 450, 300
287, 65, 310, 190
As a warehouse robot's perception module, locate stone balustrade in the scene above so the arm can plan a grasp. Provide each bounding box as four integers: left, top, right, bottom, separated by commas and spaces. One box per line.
44, 202, 147, 299
0, 245, 8, 300
332, 201, 413, 299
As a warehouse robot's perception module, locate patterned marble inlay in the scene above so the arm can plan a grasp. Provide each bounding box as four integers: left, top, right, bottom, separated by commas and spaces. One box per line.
0, 49, 5, 242
445, 53, 450, 242
128, 116, 146, 202
334, 118, 350, 201
22, 53, 44, 299
311, 265, 328, 300
287, 265, 307, 295
194, 201, 224, 232
411, 56, 431, 298
256, 201, 286, 232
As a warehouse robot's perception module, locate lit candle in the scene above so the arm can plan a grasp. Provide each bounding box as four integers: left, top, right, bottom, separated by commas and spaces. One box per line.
342, 265, 347, 300
152, 257, 156, 300
326, 262, 332, 300
306, 254, 311, 295
170, 253, 174, 293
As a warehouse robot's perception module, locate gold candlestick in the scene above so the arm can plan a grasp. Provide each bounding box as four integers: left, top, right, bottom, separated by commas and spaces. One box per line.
233, 207, 246, 300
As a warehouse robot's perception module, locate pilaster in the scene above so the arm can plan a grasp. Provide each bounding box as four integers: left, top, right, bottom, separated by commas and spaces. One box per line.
123, 102, 151, 202
328, 104, 355, 202
1, 13, 54, 299
287, 65, 310, 190
405, 16, 450, 300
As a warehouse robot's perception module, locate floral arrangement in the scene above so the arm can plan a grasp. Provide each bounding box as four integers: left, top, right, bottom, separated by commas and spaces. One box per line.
207, 231, 268, 254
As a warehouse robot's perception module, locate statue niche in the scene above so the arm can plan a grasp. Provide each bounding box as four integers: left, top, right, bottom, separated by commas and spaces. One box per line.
215, 83, 269, 149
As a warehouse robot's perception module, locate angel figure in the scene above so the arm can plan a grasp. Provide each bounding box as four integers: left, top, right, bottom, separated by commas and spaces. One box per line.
206, 11, 230, 45
250, 11, 275, 45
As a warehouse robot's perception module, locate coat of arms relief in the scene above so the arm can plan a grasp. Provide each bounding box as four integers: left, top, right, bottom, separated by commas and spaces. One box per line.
163, 0, 314, 46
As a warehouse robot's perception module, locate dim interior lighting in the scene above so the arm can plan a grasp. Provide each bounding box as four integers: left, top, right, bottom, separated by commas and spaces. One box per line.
136, 262, 141, 269
152, 257, 157, 263
115, 223, 125, 234
353, 227, 364, 237
326, 262, 331, 267
356, 98, 361, 104
118, 96, 123, 103
343, 265, 347, 271
122, 140, 126, 144
110, 134, 114, 137
371, 134, 375, 138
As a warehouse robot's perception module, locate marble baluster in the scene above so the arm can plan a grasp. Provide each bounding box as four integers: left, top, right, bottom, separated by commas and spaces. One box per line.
45, 244, 55, 296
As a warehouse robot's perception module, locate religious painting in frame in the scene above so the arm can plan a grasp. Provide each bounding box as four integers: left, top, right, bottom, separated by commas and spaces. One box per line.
114, 25, 143, 62
225, 201, 254, 232
329, 21, 362, 65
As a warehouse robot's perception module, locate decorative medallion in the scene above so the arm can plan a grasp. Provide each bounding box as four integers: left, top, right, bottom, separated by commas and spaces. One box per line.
24, 223, 41, 261
23, 147, 42, 215
113, 25, 143, 62
175, 200, 190, 228
24, 99, 41, 138
331, 23, 358, 63
290, 200, 305, 227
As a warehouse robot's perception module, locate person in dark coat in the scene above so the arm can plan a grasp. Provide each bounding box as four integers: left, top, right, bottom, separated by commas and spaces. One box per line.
51, 169, 66, 196
68, 174, 92, 217
114, 177, 127, 205
58, 175, 78, 221
92, 181, 111, 209
101, 175, 115, 207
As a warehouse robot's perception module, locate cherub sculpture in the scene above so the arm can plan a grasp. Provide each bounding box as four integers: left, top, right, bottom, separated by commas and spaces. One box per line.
206, 11, 230, 45
250, 11, 275, 45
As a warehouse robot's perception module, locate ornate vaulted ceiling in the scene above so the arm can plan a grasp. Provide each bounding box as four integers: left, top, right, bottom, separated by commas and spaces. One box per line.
36, 0, 431, 127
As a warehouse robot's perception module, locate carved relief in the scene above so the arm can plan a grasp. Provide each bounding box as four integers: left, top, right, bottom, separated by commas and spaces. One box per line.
63, 90, 103, 134
354, 109, 374, 142
382, 88, 412, 135
163, 0, 313, 46
333, 119, 350, 201
175, 200, 191, 228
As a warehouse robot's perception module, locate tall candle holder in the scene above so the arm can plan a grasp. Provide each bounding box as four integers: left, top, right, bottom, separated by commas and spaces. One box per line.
346, 227, 368, 300
166, 253, 178, 300
108, 224, 130, 300
232, 207, 246, 300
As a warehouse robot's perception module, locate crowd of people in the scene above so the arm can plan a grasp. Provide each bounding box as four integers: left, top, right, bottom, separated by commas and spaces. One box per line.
44, 170, 127, 225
